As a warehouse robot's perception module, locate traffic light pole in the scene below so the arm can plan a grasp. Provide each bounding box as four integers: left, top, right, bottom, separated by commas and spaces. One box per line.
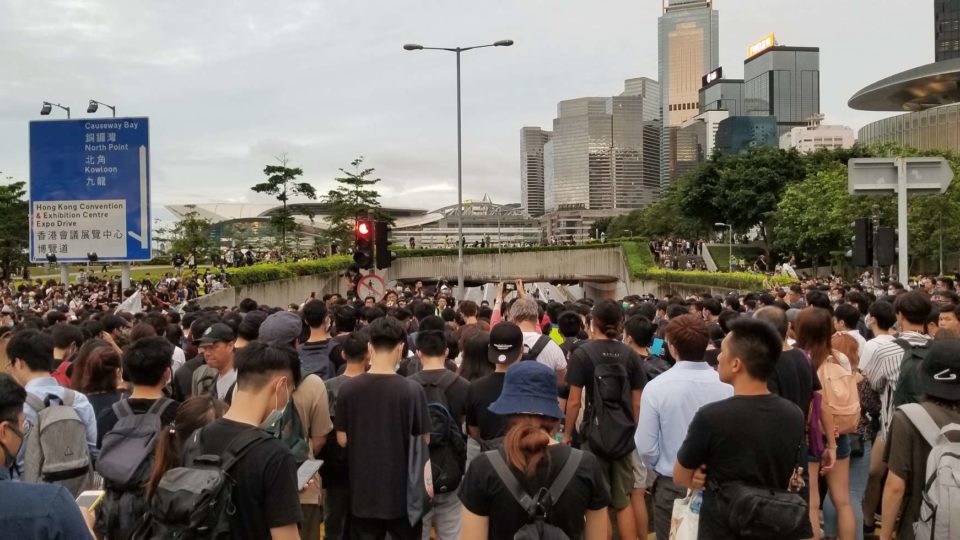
455, 49, 465, 299
871, 205, 880, 288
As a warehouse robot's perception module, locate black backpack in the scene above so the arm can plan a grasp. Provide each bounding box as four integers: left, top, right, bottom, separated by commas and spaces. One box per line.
415, 370, 467, 494
640, 354, 671, 380
96, 398, 175, 539
133, 427, 272, 540
523, 336, 552, 362
581, 347, 636, 460
487, 448, 584, 540
892, 339, 928, 407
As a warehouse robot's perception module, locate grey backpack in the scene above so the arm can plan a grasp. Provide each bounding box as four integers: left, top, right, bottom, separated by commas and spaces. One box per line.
23, 390, 93, 497
96, 397, 176, 539
899, 404, 960, 540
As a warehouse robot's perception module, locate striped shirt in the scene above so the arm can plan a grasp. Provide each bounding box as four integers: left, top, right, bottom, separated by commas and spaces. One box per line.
861, 331, 929, 437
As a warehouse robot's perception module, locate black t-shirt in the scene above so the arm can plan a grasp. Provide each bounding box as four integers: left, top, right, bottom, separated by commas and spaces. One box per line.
408, 368, 469, 425
327, 334, 350, 375
465, 372, 507, 440
196, 418, 302, 540
96, 397, 179, 448
566, 340, 647, 408
767, 348, 821, 421
458, 444, 610, 539
396, 356, 458, 377
677, 394, 806, 540
334, 374, 430, 520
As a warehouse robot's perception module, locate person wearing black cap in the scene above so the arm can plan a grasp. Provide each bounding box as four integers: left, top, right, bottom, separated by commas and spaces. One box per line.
458, 361, 609, 539
879, 339, 960, 540
464, 322, 523, 464
192, 322, 237, 403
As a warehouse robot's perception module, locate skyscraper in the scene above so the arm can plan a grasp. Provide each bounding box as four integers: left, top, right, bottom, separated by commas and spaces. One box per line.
520, 127, 552, 217
936, 0, 960, 61
658, 0, 719, 184
743, 45, 820, 134
542, 78, 661, 212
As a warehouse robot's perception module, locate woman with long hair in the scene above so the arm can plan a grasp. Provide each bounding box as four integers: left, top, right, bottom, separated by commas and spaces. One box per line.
70, 339, 123, 440
458, 331, 493, 382
459, 361, 608, 540
795, 307, 856, 540
146, 395, 228, 497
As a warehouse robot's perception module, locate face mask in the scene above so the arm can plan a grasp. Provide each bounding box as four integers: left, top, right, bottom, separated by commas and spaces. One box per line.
1, 422, 24, 474
260, 380, 290, 434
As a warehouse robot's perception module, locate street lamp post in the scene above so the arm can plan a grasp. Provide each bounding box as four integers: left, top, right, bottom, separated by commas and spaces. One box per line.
403, 39, 513, 299
715, 222, 733, 272
40, 102, 70, 118
87, 100, 117, 117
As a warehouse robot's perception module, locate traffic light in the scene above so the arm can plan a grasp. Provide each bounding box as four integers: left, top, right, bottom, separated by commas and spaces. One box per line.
375, 221, 396, 269
852, 218, 872, 267
354, 220, 374, 269
876, 227, 896, 266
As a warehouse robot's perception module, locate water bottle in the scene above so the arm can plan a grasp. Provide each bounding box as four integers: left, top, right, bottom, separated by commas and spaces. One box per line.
689, 490, 703, 515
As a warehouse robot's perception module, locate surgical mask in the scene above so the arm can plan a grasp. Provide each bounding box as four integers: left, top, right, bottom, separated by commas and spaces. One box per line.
260, 381, 291, 435
1, 422, 24, 474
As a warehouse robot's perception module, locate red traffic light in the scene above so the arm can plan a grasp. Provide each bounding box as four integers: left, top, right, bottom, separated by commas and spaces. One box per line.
356, 221, 372, 237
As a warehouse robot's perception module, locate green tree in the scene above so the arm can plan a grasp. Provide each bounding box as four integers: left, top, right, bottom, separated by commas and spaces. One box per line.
169, 205, 215, 260
251, 156, 316, 256
0, 181, 28, 279
324, 157, 391, 249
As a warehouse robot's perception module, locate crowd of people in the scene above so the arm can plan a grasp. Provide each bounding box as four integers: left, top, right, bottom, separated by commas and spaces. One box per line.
0, 269, 958, 540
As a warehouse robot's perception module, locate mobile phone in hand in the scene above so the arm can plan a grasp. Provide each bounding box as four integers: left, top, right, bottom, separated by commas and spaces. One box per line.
76, 490, 106, 511
297, 459, 323, 490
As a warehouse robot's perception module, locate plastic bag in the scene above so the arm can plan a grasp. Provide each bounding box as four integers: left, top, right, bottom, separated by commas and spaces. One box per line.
670, 489, 701, 540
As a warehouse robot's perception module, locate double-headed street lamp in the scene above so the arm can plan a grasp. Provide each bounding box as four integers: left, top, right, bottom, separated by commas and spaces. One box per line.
403, 39, 513, 299
715, 222, 733, 272
40, 101, 70, 118
87, 100, 116, 117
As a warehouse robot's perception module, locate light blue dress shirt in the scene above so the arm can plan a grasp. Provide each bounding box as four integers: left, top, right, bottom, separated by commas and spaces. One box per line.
635, 361, 733, 477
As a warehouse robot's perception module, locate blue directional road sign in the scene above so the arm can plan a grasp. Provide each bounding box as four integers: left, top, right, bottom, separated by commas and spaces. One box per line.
29, 117, 151, 262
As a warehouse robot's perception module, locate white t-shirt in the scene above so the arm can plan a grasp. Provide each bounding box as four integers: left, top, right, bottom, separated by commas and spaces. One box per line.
172, 346, 186, 374
522, 332, 567, 372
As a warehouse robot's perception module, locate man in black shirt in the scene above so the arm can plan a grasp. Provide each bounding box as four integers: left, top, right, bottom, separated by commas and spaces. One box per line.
464, 322, 523, 463
335, 317, 430, 540
675, 318, 806, 540
408, 316, 469, 540
199, 341, 302, 540
754, 306, 820, 416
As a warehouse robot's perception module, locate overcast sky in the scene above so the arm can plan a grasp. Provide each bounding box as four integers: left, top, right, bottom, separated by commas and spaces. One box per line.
0, 0, 932, 220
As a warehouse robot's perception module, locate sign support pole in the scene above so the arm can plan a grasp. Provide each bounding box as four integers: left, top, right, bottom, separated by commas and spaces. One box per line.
121, 262, 131, 290
60, 263, 69, 285
897, 158, 909, 283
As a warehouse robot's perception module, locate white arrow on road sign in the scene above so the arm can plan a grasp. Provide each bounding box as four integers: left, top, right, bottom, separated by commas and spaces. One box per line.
128, 145, 149, 248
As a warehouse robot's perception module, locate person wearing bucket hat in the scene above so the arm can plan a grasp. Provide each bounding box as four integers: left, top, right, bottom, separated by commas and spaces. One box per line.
880, 339, 960, 540
458, 361, 609, 540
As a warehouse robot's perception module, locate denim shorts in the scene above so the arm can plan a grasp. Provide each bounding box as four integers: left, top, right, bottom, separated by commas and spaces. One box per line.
807, 434, 851, 461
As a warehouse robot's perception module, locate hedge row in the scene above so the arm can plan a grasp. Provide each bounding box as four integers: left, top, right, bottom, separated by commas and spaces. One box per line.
224, 242, 794, 291
621, 241, 793, 291
227, 256, 353, 286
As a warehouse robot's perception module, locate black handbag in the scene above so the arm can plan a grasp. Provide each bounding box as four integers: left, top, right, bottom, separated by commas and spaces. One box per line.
709, 441, 808, 539
713, 482, 808, 539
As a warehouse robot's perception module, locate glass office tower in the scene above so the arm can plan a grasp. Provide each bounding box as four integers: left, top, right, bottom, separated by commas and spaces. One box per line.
936, 0, 960, 61
543, 78, 661, 211
520, 127, 552, 217
743, 46, 820, 134
658, 0, 719, 185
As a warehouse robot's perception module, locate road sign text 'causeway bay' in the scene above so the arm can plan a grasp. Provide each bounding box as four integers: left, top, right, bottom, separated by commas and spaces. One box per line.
29, 118, 151, 262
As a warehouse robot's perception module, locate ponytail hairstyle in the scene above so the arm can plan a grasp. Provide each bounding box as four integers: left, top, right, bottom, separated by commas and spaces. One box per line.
503, 414, 561, 478
146, 395, 228, 496
590, 300, 624, 340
